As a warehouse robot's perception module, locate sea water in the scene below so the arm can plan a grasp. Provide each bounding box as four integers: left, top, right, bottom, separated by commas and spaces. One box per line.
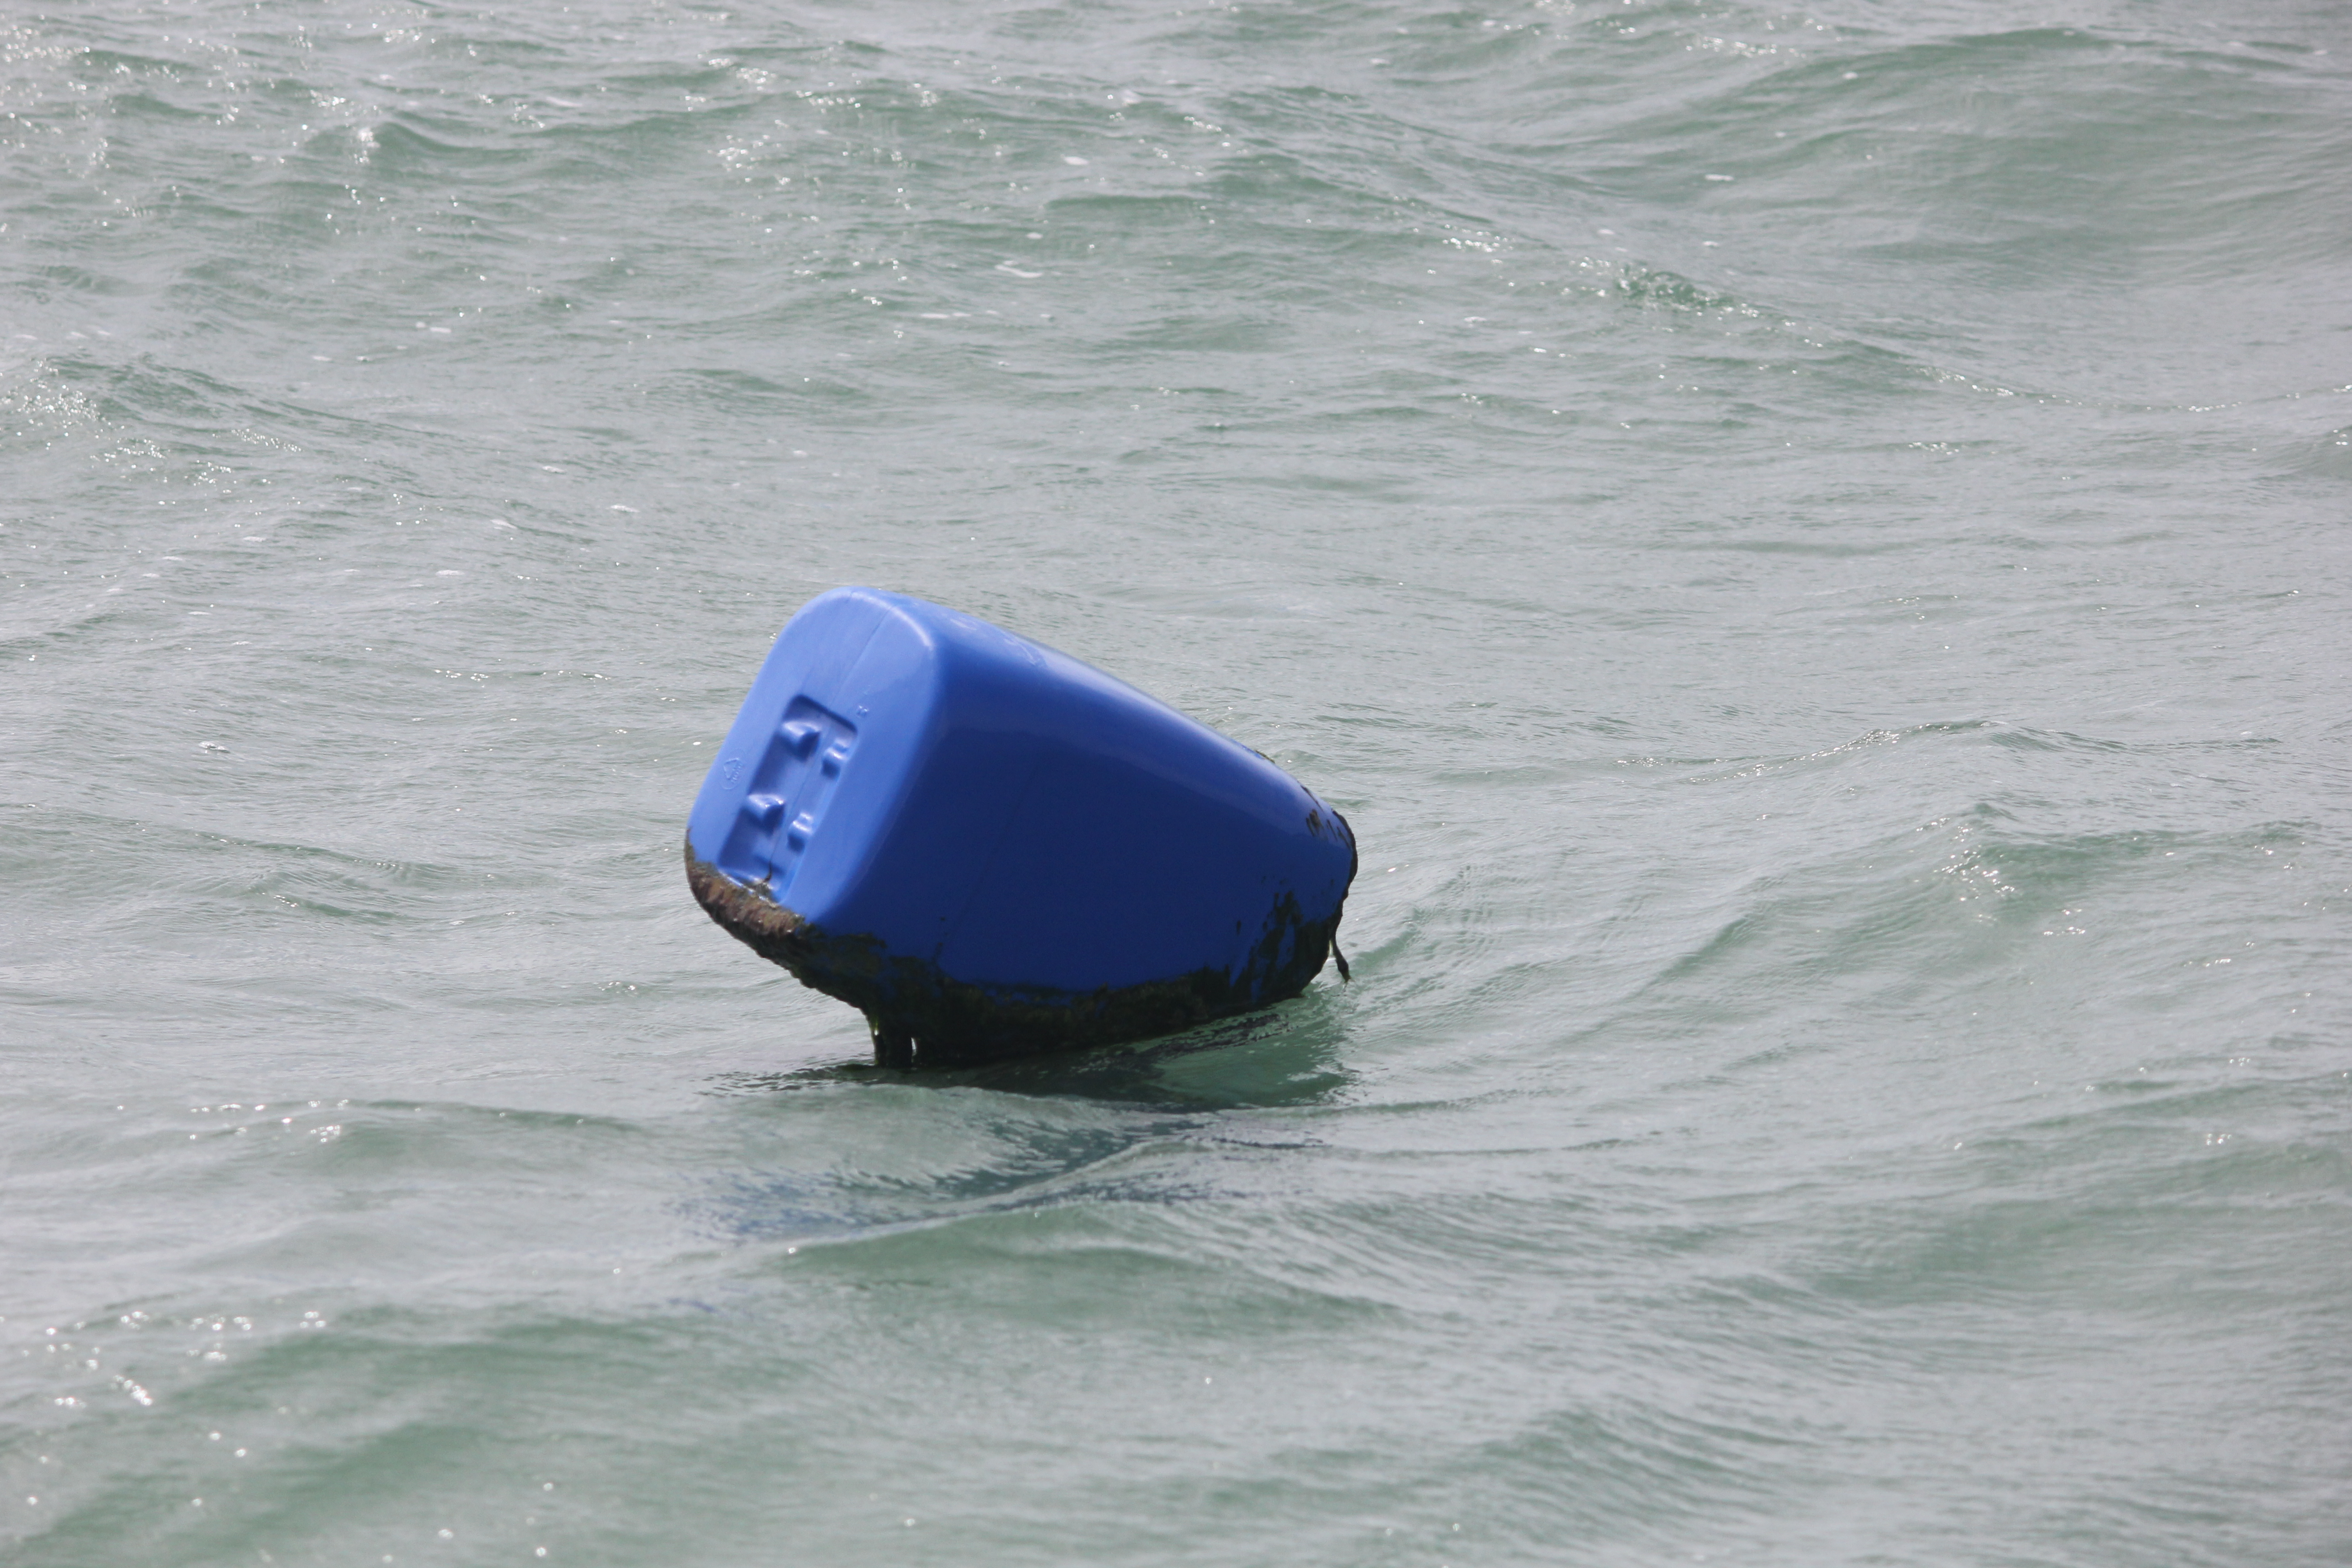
4, 1, 2349, 1563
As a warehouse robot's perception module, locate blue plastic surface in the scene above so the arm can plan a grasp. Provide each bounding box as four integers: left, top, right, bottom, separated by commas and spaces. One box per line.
685, 588, 1357, 1065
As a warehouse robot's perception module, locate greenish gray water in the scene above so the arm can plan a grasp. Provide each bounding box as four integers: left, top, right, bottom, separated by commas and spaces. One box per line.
5, 1, 2350, 1563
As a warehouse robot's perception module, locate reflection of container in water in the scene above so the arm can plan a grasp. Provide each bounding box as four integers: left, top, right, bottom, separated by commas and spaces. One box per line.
686, 587, 1358, 1068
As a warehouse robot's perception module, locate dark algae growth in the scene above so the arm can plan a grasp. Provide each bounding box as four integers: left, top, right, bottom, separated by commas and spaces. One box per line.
687, 838, 1353, 1069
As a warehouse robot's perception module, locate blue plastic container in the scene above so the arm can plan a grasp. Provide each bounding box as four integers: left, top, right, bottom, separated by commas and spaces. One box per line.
685, 588, 1357, 1068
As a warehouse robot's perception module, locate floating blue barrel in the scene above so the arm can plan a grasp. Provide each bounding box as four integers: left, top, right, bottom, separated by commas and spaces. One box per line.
685, 587, 1357, 1068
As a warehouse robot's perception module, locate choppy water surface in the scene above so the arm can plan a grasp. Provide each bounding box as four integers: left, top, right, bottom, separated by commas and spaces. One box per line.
5, 0, 2350, 1563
